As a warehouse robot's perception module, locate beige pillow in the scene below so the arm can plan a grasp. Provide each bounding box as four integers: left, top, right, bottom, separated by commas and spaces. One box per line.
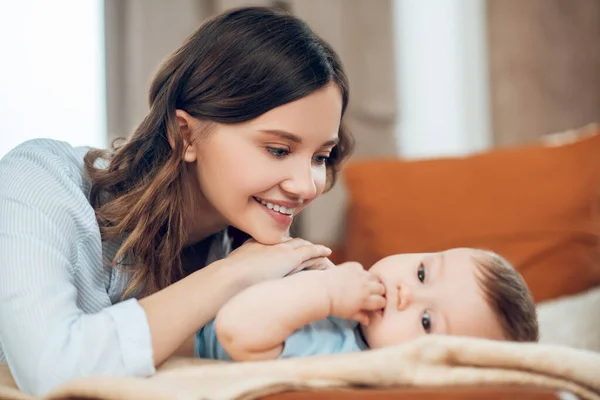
537, 285, 600, 352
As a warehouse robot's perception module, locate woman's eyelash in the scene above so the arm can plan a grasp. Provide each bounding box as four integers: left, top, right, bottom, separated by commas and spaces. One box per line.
417, 262, 426, 283
266, 147, 330, 165
313, 155, 330, 165
266, 147, 289, 157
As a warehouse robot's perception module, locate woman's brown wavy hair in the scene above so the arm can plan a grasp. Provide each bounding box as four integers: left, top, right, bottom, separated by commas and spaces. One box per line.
84, 6, 354, 298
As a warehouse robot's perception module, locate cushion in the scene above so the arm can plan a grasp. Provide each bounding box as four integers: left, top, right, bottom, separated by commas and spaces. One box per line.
537, 285, 600, 352
343, 124, 600, 302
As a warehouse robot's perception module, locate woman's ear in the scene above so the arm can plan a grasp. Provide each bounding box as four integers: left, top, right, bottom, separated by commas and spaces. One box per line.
174, 109, 198, 163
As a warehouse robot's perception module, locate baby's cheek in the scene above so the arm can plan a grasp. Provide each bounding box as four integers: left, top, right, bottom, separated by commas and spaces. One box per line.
367, 318, 422, 349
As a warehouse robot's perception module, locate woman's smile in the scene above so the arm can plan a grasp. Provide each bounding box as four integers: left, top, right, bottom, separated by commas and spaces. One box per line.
253, 196, 296, 227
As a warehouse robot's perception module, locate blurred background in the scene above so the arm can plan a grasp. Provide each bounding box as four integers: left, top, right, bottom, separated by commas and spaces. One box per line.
0, 0, 599, 244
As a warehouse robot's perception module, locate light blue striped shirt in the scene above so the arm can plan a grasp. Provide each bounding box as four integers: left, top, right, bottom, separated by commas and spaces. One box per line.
0, 139, 228, 396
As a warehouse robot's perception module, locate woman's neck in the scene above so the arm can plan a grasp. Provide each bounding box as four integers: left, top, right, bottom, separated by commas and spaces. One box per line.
183, 219, 228, 247
182, 177, 228, 247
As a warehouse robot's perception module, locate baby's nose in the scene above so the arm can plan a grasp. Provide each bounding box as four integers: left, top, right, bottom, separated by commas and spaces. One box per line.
396, 283, 413, 311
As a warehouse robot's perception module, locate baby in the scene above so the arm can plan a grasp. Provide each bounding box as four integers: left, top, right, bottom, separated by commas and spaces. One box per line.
196, 248, 539, 361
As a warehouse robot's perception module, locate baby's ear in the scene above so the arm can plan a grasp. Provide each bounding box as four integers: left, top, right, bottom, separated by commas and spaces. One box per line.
174, 109, 197, 162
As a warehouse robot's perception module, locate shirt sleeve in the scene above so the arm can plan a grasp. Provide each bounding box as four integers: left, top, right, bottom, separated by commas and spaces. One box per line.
196, 317, 365, 361
195, 319, 233, 360
280, 317, 367, 358
0, 141, 155, 396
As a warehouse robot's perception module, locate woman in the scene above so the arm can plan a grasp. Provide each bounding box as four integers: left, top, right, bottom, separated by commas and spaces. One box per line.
0, 6, 353, 396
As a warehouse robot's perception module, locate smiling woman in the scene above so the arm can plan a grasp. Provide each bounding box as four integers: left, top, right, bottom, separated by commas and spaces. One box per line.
181, 84, 343, 245
0, 6, 353, 397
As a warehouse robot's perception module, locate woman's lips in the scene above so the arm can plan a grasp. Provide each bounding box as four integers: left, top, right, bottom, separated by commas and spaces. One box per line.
253, 197, 293, 226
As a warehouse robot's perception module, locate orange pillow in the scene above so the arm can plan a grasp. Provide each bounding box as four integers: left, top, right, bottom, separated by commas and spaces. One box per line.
343, 125, 600, 303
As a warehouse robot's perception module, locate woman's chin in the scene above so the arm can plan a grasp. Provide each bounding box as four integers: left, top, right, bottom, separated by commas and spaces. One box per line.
247, 229, 289, 245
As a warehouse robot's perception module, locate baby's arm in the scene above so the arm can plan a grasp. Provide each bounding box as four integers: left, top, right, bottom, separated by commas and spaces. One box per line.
215, 270, 330, 361
215, 263, 385, 361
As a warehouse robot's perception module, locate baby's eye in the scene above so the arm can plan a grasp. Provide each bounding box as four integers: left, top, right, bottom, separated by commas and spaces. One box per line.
421, 311, 432, 333
417, 262, 426, 283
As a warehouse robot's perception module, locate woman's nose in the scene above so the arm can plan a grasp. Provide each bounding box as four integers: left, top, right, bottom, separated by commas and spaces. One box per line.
280, 163, 318, 200
396, 283, 413, 311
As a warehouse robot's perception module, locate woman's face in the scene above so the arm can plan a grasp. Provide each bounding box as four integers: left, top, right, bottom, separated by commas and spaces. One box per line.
182, 84, 343, 244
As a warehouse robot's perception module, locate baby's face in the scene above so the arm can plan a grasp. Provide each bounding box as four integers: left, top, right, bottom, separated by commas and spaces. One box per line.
361, 248, 505, 348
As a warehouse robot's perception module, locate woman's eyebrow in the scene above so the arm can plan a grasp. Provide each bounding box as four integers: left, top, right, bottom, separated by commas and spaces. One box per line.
259, 129, 339, 147
322, 137, 340, 147
260, 129, 302, 143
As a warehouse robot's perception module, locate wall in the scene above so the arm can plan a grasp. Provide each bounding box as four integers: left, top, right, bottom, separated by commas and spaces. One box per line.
488, 0, 600, 146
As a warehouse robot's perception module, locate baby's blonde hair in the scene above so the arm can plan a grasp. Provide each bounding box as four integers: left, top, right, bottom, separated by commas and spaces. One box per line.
472, 251, 539, 342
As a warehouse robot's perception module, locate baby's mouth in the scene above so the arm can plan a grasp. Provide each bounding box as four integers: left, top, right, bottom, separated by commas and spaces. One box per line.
378, 280, 388, 317
375, 292, 386, 317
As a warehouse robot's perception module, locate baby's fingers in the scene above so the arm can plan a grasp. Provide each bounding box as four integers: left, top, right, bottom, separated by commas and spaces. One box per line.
368, 280, 386, 296
351, 311, 370, 326
364, 294, 386, 311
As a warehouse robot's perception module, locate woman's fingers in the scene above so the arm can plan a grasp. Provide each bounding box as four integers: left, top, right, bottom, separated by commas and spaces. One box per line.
282, 238, 313, 248
294, 244, 332, 263
320, 258, 337, 269
289, 256, 332, 275
305, 257, 335, 270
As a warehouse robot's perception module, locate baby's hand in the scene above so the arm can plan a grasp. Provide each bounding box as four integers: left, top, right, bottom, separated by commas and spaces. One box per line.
324, 262, 386, 325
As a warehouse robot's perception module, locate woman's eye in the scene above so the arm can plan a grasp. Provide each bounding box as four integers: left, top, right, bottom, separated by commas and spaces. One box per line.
267, 147, 289, 157
417, 262, 426, 283
313, 155, 330, 165
421, 311, 432, 333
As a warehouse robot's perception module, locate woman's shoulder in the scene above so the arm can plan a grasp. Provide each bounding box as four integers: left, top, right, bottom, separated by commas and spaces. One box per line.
0, 138, 98, 228
2, 138, 90, 169
1, 138, 94, 188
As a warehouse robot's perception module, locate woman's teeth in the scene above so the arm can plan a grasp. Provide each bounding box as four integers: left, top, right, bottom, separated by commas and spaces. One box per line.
255, 198, 295, 215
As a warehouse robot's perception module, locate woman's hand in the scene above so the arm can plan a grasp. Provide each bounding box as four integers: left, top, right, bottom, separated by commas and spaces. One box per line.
221, 238, 333, 286
324, 262, 386, 325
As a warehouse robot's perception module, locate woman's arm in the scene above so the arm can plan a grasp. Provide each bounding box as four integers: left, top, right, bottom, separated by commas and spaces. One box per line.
0, 142, 332, 397
0, 141, 333, 395
0, 142, 161, 396
139, 258, 247, 364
